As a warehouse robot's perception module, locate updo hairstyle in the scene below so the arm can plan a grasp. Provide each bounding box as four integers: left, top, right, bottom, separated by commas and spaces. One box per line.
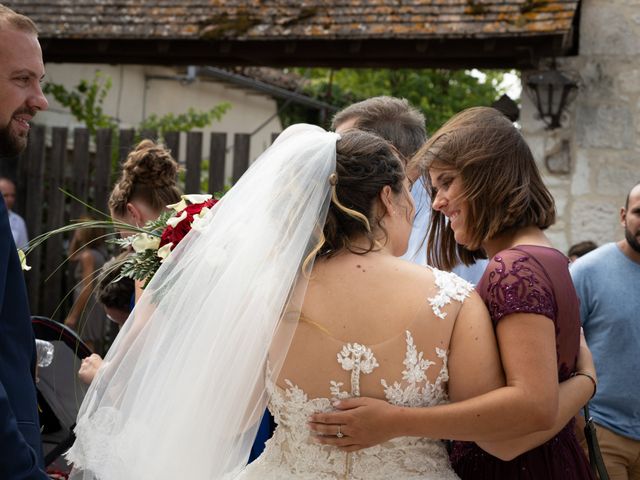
318, 129, 406, 257
108, 140, 182, 218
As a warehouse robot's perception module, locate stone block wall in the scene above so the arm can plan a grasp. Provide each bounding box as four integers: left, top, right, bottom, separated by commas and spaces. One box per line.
520, 0, 640, 254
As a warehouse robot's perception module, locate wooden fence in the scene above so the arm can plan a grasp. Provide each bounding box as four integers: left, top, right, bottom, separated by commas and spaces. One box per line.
17, 125, 277, 319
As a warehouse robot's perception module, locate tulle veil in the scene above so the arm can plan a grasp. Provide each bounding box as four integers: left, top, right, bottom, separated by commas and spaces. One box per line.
67, 124, 339, 479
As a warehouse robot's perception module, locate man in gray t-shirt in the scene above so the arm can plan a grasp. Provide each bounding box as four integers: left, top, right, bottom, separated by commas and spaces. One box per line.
570, 182, 640, 479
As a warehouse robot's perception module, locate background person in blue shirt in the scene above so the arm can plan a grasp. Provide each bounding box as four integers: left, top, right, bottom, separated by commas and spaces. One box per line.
571, 182, 640, 480
0, 4, 49, 478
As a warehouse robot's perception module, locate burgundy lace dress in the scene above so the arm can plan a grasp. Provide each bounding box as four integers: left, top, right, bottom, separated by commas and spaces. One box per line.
450, 246, 595, 479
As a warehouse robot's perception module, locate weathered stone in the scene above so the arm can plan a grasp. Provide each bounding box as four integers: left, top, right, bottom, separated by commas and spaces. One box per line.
570, 200, 621, 246
618, 68, 640, 94
596, 160, 640, 195
570, 149, 591, 196
580, 3, 640, 56
576, 104, 634, 149
546, 227, 569, 255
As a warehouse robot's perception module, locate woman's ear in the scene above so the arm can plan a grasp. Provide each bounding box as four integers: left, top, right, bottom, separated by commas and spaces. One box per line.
379, 185, 396, 217
126, 202, 142, 226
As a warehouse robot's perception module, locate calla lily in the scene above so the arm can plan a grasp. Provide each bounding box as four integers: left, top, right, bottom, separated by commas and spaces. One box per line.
18, 249, 31, 271
166, 199, 187, 212
132, 233, 161, 253
166, 211, 187, 228
190, 207, 211, 231
182, 194, 212, 204
157, 242, 173, 261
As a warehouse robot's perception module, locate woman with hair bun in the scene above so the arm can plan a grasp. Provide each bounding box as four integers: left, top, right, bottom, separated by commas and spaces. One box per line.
108, 139, 182, 230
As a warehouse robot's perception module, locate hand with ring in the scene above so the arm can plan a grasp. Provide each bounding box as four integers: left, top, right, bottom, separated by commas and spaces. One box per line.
336, 425, 344, 438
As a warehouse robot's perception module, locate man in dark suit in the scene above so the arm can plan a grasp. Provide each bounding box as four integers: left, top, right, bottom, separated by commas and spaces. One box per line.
0, 4, 49, 478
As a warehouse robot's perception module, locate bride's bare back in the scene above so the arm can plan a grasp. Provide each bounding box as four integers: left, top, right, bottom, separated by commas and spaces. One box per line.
279, 251, 503, 406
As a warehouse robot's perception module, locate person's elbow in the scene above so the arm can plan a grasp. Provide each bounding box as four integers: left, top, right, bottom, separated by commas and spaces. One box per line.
478, 441, 527, 461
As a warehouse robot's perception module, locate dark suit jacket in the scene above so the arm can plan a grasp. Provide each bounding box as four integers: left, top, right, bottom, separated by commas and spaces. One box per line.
0, 196, 47, 479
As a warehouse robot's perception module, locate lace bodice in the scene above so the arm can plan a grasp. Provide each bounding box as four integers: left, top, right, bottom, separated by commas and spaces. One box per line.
239, 269, 471, 479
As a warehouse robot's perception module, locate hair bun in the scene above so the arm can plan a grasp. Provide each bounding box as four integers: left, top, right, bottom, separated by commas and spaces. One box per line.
122, 140, 179, 189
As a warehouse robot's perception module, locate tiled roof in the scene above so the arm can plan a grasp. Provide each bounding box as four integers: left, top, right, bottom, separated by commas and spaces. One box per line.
7, 1, 579, 41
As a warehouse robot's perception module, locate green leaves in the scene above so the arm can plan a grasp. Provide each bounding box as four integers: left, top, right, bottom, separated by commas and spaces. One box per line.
43, 71, 231, 139
138, 104, 231, 140
287, 68, 514, 133
43, 71, 117, 135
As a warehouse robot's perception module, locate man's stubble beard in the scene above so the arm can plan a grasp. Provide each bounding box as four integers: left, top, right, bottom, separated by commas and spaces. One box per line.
0, 123, 27, 157
624, 224, 640, 255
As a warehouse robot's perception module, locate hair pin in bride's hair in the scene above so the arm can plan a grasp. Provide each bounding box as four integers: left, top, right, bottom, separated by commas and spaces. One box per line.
329, 173, 338, 186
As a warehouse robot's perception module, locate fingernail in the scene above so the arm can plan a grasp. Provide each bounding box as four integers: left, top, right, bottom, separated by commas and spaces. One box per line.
332, 400, 341, 407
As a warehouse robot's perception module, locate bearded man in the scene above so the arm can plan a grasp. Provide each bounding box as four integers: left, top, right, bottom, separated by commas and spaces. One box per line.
0, 4, 49, 478
571, 182, 640, 480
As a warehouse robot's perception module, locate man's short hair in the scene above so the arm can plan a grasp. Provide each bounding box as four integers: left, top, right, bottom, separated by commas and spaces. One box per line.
625, 182, 640, 210
331, 96, 427, 160
0, 5, 38, 34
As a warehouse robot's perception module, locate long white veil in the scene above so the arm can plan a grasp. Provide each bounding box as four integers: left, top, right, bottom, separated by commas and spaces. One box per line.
67, 124, 339, 479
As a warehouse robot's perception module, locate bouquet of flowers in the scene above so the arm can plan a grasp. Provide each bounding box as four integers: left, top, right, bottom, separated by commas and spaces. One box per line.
22, 193, 219, 288
112, 194, 218, 286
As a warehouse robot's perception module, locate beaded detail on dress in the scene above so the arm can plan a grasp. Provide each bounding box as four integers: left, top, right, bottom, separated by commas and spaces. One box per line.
239, 270, 473, 479
484, 252, 556, 323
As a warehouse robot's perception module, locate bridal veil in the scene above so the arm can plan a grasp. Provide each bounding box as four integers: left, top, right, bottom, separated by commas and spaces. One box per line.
67, 124, 339, 479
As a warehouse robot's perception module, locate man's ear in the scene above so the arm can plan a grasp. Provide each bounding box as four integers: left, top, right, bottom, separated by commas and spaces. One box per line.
620, 207, 627, 228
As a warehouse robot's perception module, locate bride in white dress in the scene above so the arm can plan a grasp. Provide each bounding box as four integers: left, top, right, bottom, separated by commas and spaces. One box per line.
67, 125, 503, 480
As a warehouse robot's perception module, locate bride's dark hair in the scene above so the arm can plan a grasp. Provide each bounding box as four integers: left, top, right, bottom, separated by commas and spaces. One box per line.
317, 129, 406, 258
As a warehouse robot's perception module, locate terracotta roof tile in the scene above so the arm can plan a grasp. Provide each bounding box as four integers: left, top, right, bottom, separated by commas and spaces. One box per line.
6, 1, 578, 41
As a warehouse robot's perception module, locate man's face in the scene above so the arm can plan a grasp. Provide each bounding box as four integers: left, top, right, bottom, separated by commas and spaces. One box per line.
622, 185, 640, 255
0, 179, 16, 210
0, 27, 48, 156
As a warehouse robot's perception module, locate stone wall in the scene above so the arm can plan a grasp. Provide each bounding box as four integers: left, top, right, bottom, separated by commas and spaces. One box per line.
520, 0, 639, 254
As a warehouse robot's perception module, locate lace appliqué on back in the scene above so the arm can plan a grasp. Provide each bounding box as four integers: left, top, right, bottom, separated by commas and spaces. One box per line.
428, 268, 474, 319
485, 253, 556, 323
382, 332, 449, 407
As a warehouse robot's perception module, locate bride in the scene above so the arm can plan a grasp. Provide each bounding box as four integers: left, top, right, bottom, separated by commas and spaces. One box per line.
67, 124, 504, 479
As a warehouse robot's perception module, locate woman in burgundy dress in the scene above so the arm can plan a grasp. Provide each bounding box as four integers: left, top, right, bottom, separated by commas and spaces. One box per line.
308, 107, 596, 479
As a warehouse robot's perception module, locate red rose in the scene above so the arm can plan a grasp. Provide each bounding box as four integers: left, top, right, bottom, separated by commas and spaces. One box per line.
159, 198, 218, 250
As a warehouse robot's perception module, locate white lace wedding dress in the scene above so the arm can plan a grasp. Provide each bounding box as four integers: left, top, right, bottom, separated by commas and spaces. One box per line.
238, 269, 470, 480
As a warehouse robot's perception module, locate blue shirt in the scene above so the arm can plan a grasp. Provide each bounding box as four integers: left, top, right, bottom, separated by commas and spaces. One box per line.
570, 243, 640, 440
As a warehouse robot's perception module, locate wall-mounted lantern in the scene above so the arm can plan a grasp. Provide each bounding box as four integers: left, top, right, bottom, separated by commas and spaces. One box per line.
526, 66, 578, 129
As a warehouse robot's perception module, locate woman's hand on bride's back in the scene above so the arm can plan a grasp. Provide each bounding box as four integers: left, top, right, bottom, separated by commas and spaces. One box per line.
308, 397, 401, 451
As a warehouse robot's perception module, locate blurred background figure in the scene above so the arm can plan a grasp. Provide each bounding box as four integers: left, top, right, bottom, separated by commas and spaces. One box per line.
568, 240, 597, 262
78, 253, 134, 386
64, 216, 109, 355
96, 253, 135, 327
0, 176, 28, 249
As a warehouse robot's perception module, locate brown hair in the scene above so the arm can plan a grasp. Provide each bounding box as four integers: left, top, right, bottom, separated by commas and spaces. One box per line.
331, 96, 427, 161
108, 139, 181, 218
96, 253, 135, 312
0, 5, 38, 34
413, 106, 556, 270
316, 129, 406, 258
568, 241, 597, 259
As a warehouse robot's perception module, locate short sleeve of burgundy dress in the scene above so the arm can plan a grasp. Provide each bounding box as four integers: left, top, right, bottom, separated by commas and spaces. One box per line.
450, 246, 595, 480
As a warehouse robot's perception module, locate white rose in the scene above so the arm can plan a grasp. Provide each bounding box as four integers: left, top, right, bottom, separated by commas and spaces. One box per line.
131, 233, 161, 253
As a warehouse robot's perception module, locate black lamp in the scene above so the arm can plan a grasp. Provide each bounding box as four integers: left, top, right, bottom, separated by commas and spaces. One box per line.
525, 66, 578, 129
